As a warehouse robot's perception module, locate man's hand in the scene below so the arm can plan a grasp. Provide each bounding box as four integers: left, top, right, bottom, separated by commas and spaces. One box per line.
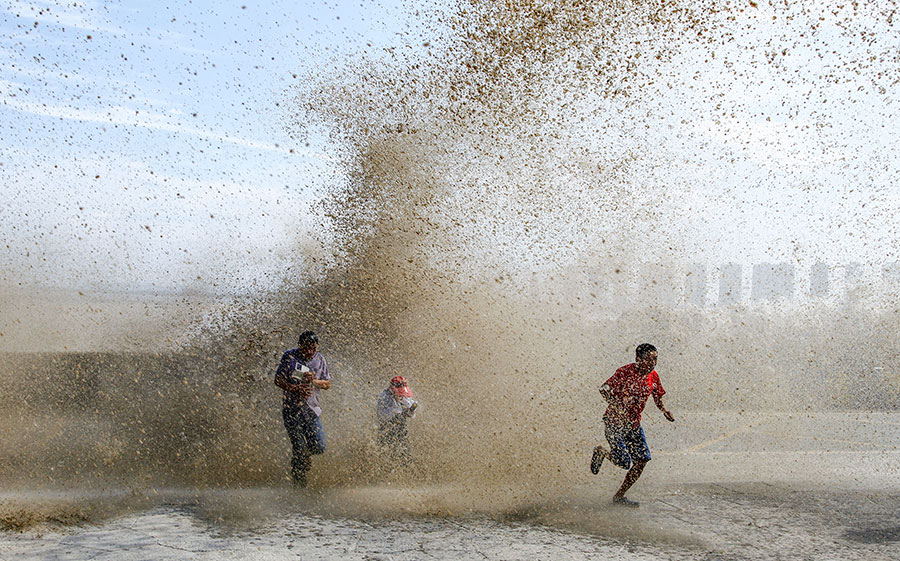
292, 371, 313, 398
662, 409, 675, 422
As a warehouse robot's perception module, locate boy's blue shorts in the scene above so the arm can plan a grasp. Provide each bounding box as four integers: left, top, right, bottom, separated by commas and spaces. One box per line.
604, 421, 651, 470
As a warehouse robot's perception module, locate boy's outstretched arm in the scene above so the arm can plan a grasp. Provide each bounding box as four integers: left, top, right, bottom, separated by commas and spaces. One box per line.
654, 395, 675, 422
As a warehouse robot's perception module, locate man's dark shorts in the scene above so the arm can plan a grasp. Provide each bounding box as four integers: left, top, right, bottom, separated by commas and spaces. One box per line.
604, 421, 651, 470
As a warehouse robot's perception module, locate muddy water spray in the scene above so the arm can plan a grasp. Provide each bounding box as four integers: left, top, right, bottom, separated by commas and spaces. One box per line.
2, 0, 899, 525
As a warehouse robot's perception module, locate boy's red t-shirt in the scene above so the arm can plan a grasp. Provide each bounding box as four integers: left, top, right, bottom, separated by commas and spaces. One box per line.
603, 363, 666, 428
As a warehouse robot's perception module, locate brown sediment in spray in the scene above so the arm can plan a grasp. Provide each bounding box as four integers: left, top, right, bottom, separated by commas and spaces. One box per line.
3, 0, 900, 529
255, 0, 713, 494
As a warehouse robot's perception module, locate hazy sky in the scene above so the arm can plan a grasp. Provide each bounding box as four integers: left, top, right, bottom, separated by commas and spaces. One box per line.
1, 0, 421, 293
2, 0, 899, 295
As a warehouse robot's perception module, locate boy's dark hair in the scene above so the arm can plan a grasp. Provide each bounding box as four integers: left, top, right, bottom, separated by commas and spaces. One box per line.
635, 343, 657, 358
297, 330, 319, 346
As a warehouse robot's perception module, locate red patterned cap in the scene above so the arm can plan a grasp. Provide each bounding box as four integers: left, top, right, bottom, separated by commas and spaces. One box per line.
390, 375, 413, 397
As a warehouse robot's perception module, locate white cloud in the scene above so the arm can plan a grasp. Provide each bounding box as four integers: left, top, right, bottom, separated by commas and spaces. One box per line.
0, 94, 333, 160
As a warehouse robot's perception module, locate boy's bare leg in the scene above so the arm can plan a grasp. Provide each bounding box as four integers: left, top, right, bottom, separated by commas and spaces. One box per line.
613, 460, 647, 500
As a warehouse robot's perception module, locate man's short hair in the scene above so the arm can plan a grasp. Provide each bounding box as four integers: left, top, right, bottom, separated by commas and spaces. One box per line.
297, 330, 319, 346
635, 343, 657, 358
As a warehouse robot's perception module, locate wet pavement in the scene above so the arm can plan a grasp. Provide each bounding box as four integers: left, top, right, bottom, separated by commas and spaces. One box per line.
2, 410, 899, 560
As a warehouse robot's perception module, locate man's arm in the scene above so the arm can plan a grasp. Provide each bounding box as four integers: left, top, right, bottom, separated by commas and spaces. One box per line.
599, 383, 614, 403
600, 369, 623, 404
600, 382, 630, 419
273, 354, 311, 398
311, 377, 331, 390
654, 395, 675, 422
310, 355, 330, 390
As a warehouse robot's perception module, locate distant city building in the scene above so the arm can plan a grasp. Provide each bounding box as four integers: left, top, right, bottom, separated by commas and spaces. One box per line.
844, 262, 863, 286
581, 260, 897, 310
882, 262, 900, 286
683, 263, 708, 306
882, 262, 900, 304
718, 263, 743, 305
809, 262, 830, 298
843, 262, 865, 299
751, 262, 795, 301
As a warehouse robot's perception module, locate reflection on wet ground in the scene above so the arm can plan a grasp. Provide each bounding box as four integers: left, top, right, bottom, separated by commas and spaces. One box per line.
0, 483, 898, 561
844, 526, 900, 545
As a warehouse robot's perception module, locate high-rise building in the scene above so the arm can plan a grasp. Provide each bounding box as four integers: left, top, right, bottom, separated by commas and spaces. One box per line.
683, 263, 708, 307
718, 263, 743, 305
809, 262, 830, 298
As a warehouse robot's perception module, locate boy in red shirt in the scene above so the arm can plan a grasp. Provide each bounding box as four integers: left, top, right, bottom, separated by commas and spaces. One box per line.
590, 343, 675, 507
